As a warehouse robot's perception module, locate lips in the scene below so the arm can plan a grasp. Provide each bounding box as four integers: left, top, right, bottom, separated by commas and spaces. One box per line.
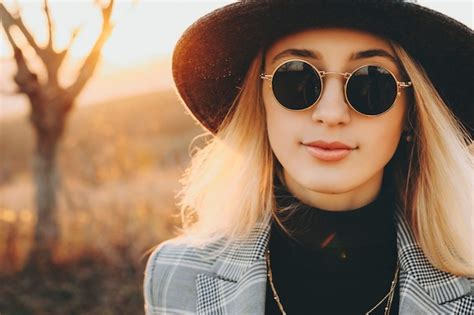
303, 140, 357, 162
303, 140, 356, 150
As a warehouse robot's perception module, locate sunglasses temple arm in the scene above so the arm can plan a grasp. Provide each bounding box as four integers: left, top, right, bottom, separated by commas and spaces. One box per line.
398, 81, 413, 88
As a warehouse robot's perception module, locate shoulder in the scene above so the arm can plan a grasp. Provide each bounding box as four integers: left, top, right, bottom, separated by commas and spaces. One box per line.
143, 236, 223, 314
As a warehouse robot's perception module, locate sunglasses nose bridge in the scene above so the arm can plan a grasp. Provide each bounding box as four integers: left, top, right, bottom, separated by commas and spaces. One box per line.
311, 72, 352, 124
318, 70, 351, 101
319, 70, 351, 80
318, 71, 354, 109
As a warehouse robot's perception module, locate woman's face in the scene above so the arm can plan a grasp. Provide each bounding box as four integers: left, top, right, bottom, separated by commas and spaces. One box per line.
262, 28, 409, 211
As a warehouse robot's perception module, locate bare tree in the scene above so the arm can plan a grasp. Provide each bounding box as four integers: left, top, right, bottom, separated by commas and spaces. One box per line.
0, 0, 115, 269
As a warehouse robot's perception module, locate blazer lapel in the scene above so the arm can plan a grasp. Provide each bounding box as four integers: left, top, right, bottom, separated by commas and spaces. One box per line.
195, 220, 271, 314
196, 208, 472, 314
395, 209, 472, 305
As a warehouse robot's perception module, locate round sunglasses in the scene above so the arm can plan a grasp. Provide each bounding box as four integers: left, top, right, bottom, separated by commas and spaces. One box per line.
260, 59, 412, 116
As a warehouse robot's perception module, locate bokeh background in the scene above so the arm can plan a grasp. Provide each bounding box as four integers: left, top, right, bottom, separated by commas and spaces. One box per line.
0, 1, 472, 314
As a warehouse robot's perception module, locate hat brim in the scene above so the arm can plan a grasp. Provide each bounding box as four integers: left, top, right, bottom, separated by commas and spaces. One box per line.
172, 1, 474, 138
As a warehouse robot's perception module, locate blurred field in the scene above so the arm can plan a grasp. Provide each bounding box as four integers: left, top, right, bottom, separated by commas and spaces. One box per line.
0, 89, 205, 314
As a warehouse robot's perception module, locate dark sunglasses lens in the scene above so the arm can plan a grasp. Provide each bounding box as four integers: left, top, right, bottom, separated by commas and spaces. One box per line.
272, 61, 321, 110
346, 66, 398, 115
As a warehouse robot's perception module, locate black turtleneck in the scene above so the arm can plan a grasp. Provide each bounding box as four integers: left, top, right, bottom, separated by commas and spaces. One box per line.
265, 174, 399, 315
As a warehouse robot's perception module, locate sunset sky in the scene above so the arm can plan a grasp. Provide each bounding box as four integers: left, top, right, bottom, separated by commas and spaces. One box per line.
0, 1, 472, 117
0, 1, 235, 65
1, 1, 472, 64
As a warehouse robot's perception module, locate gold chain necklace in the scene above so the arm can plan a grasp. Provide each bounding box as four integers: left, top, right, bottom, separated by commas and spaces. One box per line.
265, 249, 399, 315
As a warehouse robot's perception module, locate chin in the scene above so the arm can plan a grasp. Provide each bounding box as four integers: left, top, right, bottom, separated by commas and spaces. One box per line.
296, 176, 356, 194
308, 183, 353, 195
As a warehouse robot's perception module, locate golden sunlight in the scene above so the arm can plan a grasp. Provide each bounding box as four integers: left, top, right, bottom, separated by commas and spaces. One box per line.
1, 1, 471, 66
0, 0, 234, 66
0, 1, 470, 118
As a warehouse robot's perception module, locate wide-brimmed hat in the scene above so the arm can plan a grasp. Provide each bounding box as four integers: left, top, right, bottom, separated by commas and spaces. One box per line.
172, 0, 473, 138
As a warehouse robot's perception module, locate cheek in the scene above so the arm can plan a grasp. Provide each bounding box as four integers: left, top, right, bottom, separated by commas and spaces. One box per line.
263, 94, 301, 162
360, 111, 405, 164
265, 109, 297, 157
366, 126, 401, 155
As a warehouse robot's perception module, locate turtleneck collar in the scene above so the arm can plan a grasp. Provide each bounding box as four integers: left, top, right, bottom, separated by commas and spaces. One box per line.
271, 173, 398, 251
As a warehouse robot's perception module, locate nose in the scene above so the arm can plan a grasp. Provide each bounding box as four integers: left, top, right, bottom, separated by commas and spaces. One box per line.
311, 75, 351, 126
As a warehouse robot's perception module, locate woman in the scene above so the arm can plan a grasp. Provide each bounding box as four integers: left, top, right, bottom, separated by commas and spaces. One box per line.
144, 1, 473, 314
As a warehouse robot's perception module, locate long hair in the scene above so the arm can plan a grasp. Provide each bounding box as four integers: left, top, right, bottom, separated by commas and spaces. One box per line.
171, 41, 473, 276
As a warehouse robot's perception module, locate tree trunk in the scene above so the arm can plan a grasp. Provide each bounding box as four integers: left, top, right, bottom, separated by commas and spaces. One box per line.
28, 122, 63, 269
1, 0, 116, 272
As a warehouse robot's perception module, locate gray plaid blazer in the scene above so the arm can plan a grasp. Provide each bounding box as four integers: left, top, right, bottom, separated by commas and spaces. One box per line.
144, 209, 474, 314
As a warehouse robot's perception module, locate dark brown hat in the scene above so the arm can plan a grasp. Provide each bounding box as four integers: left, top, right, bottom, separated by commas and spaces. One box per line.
172, 0, 473, 138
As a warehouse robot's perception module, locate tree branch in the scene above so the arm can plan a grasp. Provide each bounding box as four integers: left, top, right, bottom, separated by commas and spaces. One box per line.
0, 17, 40, 97
66, 0, 115, 100
0, 14, 21, 52
43, 0, 54, 51
1, 2, 67, 87
57, 27, 80, 61
0, 3, 44, 60
66, 27, 80, 51
13, 48, 40, 96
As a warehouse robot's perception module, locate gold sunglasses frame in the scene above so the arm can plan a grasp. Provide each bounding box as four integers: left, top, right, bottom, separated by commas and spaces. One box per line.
260, 58, 413, 117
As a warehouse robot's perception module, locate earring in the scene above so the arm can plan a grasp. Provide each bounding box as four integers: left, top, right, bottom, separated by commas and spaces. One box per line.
404, 129, 413, 142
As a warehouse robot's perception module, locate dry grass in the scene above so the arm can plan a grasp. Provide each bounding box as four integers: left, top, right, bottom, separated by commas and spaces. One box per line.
0, 90, 205, 314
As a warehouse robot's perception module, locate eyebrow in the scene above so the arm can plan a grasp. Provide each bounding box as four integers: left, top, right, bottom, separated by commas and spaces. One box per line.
271, 48, 399, 66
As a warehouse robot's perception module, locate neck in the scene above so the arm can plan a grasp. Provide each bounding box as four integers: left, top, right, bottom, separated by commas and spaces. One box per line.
282, 169, 386, 211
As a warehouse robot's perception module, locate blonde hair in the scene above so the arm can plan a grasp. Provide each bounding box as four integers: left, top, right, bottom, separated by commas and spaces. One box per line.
171, 40, 473, 276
